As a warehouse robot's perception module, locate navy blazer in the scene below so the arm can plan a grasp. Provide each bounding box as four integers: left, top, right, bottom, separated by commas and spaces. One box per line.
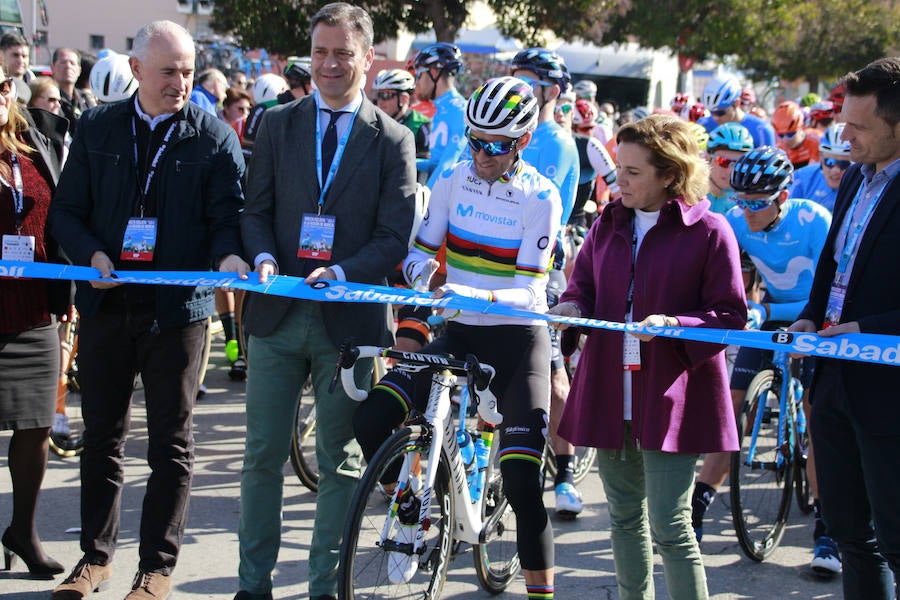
241, 94, 417, 347
799, 162, 900, 431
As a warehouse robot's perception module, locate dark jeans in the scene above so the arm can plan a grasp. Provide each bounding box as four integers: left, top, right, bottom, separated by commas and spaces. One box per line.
811, 362, 899, 600
77, 307, 207, 574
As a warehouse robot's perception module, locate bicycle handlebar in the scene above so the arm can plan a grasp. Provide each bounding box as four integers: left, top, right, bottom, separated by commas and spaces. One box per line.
329, 342, 503, 425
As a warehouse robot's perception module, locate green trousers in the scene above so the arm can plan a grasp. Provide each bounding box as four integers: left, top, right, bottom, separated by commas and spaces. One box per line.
237, 301, 371, 596
596, 423, 708, 600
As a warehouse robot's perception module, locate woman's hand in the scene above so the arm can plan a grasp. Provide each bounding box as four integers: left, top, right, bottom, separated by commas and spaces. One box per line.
547, 301, 581, 331
630, 314, 678, 342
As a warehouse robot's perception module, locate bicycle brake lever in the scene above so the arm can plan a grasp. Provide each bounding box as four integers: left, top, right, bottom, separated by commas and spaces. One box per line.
329, 339, 359, 394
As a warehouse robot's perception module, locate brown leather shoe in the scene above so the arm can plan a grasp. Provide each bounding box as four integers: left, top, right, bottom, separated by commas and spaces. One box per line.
51, 559, 113, 599
125, 570, 172, 599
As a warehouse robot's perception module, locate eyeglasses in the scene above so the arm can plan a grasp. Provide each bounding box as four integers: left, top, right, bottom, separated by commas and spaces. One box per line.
465, 129, 518, 157
711, 155, 738, 168
376, 91, 399, 101
0, 77, 13, 96
776, 130, 798, 139
822, 157, 851, 170
711, 108, 729, 117
41, 96, 62, 104
735, 192, 780, 212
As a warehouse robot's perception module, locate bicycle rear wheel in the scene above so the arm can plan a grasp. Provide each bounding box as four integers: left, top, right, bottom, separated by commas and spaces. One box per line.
730, 369, 794, 561
339, 426, 454, 600
289, 385, 318, 492
473, 442, 521, 593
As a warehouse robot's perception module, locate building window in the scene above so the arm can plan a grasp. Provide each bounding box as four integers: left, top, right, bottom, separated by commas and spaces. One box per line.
89, 35, 105, 50
126, 38, 134, 51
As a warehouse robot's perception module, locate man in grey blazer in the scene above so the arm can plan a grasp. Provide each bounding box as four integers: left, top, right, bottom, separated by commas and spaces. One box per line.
235, 4, 416, 599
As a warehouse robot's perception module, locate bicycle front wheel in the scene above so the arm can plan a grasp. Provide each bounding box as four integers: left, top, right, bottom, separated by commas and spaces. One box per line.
473, 444, 521, 593
730, 369, 794, 561
339, 426, 454, 600
289, 387, 318, 492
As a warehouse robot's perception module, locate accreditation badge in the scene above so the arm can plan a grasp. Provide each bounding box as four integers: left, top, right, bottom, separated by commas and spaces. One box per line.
1, 234, 35, 262
297, 213, 336, 260
120, 218, 158, 262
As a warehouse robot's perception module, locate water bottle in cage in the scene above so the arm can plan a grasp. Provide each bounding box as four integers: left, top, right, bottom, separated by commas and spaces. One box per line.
471, 430, 492, 503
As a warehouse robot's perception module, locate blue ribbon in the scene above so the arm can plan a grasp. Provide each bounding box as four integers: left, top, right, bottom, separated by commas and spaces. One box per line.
3, 260, 900, 367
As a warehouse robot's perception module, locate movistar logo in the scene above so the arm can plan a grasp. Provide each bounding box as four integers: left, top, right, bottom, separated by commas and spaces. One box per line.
456, 203, 517, 227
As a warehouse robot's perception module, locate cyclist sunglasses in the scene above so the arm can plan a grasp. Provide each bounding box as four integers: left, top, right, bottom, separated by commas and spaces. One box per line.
465, 129, 518, 157
735, 192, 780, 212
515, 75, 552, 90
375, 91, 399, 101
712, 155, 738, 168
777, 130, 798, 139
710, 108, 729, 117
822, 157, 851, 170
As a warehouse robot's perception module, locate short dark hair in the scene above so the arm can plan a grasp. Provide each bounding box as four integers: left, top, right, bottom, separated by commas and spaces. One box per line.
0, 32, 28, 50
842, 57, 900, 127
310, 2, 373, 50
52, 47, 81, 64
223, 86, 252, 108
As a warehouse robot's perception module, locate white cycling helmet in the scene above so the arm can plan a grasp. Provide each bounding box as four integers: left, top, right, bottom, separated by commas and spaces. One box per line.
819, 122, 851, 157
252, 73, 288, 104
573, 80, 597, 100
464, 76, 538, 138
702, 75, 742, 111
372, 69, 415, 92
90, 53, 138, 103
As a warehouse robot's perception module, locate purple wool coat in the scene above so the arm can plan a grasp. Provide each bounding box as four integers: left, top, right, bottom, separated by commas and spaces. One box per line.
559, 197, 746, 454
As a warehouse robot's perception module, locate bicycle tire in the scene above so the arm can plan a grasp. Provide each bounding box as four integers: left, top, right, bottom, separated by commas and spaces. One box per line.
473, 441, 521, 593
730, 369, 794, 562
793, 425, 813, 514
289, 388, 318, 492
339, 425, 453, 599
542, 442, 597, 486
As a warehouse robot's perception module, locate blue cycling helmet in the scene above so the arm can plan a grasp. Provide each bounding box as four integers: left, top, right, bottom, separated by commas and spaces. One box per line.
511, 48, 571, 93
730, 146, 794, 194
708, 123, 754, 152
413, 43, 463, 76
702, 75, 742, 111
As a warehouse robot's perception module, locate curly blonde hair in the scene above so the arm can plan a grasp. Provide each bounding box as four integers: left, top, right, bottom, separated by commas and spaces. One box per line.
616, 114, 709, 205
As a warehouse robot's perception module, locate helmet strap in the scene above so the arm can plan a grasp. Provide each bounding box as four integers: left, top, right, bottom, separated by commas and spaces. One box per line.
763, 202, 784, 232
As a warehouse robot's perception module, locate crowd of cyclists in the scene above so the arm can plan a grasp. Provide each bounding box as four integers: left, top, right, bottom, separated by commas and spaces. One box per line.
1, 14, 894, 598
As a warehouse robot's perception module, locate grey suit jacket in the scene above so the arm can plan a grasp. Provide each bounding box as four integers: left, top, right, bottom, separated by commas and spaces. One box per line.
241, 93, 417, 347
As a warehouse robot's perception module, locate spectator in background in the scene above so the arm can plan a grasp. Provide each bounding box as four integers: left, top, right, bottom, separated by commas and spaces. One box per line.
75, 54, 98, 108
51, 48, 92, 135
221, 86, 252, 142
1, 32, 34, 105
190, 68, 228, 115
28, 77, 63, 116
228, 69, 248, 90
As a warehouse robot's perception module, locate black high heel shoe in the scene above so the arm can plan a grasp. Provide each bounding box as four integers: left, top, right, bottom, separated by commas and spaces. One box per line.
1, 527, 65, 578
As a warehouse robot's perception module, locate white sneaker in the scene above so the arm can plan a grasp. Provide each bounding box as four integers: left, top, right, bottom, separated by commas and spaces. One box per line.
555, 482, 583, 519
52, 413, 71, 437
388, 523, 419, 583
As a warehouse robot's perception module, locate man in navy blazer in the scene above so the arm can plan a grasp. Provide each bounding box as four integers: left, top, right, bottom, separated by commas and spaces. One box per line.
235, 4, 417, 600
790, 57, 900, 599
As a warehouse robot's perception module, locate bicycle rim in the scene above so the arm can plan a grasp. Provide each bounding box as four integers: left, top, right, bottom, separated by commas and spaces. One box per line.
730, 370, 793, 561
542, 443, 597, 486
473, 445, 520, 593
289, 390, 318, 492
793, 412, 813, 515
339, 427, 453, 600
50, 389, 84, 459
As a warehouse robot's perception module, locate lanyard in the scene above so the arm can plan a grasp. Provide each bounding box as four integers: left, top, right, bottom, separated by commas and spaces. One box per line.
131, 117, 177, 217
835, 182, 882, 282
626, 229, 637, 315
314, 92, 360, 210
0, 154, 24, 232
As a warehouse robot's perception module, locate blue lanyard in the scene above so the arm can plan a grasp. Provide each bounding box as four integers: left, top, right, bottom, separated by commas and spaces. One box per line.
0, 154, 24, 231
132, 117, 177, 217
314, 92, 360, 210
835, 182, 882, 280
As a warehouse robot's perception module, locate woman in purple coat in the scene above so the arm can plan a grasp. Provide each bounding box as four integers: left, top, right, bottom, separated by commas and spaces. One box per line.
549, 114, 746, 600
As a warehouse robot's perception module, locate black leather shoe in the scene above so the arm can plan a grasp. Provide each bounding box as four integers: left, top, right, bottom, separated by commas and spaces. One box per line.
233, 592, 273, 600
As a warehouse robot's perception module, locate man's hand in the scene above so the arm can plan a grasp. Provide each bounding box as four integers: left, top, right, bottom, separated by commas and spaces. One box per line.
787, 319, 817, 358
818, 321, 861, 337
255, 259, 278, 283
89, 251, 122, 289
304, 266, 336, 284
630, 314, 678, 342
546, 301, 581, 331
218, 254, 251, 279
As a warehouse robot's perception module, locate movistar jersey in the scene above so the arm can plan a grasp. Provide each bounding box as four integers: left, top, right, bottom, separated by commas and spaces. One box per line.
790, 163, 838, 212
725, 198, 831, 321
708, 189, 737, 214
404, 160, 562, 326
700, 113, 775, 148
521, 120, 579, 225
416, 88, 468, 189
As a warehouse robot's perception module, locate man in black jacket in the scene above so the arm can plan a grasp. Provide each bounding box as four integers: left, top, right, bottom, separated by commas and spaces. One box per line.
790, 57, 900, 599
48, 20, 249, 600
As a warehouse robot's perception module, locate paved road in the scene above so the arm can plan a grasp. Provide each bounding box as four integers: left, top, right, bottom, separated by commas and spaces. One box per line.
1, 342, 842, 599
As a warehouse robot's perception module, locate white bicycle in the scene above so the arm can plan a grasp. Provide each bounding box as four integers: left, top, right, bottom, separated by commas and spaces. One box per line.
334, 345, 518, 599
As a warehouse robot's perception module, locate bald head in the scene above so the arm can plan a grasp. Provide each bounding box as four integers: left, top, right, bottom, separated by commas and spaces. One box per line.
132, 20, 194, 63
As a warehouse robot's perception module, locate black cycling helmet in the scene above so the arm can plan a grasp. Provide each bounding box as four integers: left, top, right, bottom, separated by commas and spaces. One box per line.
730, 146, 794, 194
413, 43, 463, 77
511, 48, 571, 93
283, 56, 312, 82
